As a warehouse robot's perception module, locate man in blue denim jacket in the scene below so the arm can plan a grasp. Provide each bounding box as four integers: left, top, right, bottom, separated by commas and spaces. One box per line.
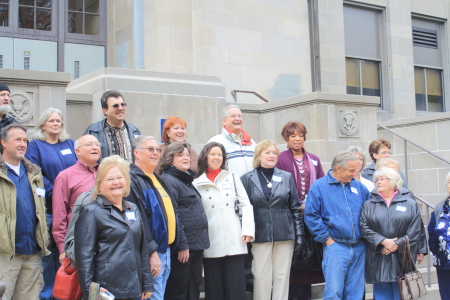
305, 150, 370, 300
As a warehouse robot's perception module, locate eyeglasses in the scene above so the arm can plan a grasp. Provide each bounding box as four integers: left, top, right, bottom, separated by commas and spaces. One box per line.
111, 102, 127, 109
138, 147, 162, 153
375, 177, 390, 183
175, 153, 191, 158
104, 176, 125, 183
226, 114, 243, 119
78, 142, 102, 148
378, 151, 391, 155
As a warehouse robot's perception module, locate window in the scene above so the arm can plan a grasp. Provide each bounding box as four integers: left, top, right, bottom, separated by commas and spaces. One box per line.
18, 0, 52, 31
74, 60, 80, 79
68, 0, 99, 36
412, 18, 444, 112
344, 5, 383, 105
0, 55, 3, 68
23, 56, 30, 70
0, 0, 8, 27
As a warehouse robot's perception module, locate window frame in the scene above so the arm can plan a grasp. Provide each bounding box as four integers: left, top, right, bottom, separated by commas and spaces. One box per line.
346, 57, 383, 103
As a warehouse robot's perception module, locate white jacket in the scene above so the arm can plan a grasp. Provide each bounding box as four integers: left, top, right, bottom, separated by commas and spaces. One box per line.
193, 170, 255, 258
207, 128, 256, 177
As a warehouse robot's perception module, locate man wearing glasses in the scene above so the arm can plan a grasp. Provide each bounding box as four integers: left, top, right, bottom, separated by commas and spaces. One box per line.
51, 134, 100, 264
126, 135, 181, 300
84, 90, 141, 163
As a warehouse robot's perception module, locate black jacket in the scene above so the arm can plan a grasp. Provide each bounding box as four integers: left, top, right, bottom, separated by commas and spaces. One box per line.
240, 168, 304, 243
360, 193, 427, 284
74, 196, 153, 299
125, 164, 182, 254
0, 114, 18, 130
160, 167, 209, 251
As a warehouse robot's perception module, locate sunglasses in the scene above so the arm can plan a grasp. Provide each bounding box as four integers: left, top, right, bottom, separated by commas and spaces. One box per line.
111, 102, 127, 109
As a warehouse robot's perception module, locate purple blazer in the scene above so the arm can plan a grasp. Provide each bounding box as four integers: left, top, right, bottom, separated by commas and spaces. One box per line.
276, 149, 325, 198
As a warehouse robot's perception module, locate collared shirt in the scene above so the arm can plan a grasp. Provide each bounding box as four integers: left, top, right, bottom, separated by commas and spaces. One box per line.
7, 162, 40, 255
102, 197, 133, 219
52, 160, 98, 253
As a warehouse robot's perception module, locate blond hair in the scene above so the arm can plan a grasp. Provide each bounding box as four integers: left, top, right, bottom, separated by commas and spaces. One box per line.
94, 155, 131, 199
253, 140, 279, 168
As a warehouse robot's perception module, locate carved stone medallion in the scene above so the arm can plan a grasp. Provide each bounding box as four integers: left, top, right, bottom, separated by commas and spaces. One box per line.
338, 110, 359, 137
10, 93, 33, 124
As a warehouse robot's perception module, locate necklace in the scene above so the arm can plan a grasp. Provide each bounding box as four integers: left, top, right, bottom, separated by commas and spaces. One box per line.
260, 172, 273, 188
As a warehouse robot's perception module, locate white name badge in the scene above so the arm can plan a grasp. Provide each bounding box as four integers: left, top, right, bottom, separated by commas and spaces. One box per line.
437, 222, 446, 229
396, 206, 407, 212
134, 134, 140, 138
61, 149, 73, 155
350, 187, 358, 195
272, 175, 282, 182
311, 159, 318, 167
36, 187, 46, 197
126, 211, 136, 221
222, 183, 232, 190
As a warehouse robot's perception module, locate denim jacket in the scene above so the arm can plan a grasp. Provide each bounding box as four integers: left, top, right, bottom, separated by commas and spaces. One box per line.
305, 170, 370, 244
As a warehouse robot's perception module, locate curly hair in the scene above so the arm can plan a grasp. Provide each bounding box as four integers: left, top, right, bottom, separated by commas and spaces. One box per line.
281, 121, 307, 142
161, 117, 188, 145
94, 155, 131, 199
368, 138, 391, 162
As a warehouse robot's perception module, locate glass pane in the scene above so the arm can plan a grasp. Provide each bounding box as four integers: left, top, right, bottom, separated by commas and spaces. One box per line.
85, 0, 99, 13
19, 6, 34, 29
68, 11, 82, 33
346, 58, 360, 95
414, 67, 427, 110
0, 4, 8, 27
19, 0, 34, 5
85, 13, 99, 35
68, 0, 83, 11
36, 8, 51, 30
37, 0, 51, 8
361, 60, 381, 97
0, 0, 9, 3
426, 69, 444, 112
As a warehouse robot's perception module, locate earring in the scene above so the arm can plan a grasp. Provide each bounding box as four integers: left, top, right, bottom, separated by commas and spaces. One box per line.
257, 159, 261, 163
98, 191, 102, 195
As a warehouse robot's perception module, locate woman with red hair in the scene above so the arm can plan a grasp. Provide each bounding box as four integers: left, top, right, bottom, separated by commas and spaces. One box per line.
156, 116, 199, 174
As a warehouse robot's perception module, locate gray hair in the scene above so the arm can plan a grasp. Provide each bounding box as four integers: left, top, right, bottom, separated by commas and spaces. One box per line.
0, 124, 27, 154
160, 141, 191, 171
375, 157, 399, 171
132, 135, 157, 151
445, 171, 450, 184
34, 108, 70, 142
222, 104, 241, 118
347, 145, 366, 168
331, 150, 359, 171
373, 166, 403, 190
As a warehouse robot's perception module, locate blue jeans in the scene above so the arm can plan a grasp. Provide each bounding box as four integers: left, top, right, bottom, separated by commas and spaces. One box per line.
40, 213, 60, 300
373, 282, 401, 300
150, 247, 171, 300
322, 240, 365, 300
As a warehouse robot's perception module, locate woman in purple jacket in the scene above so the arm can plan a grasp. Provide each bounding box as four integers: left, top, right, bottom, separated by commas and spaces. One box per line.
276, 121, 325, 300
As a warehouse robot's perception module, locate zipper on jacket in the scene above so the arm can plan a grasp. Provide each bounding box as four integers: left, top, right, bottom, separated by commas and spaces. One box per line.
342, 183, 356, 242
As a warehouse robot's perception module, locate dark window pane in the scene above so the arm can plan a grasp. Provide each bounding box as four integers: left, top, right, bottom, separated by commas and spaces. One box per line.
68, 0, 83, 12
19, 6, 34, 29
361, 60, 380, 97
0, 0, 9, 3
346, 58, 360, 95
426, 69, 443, 112
414, 67, 426, 111
415, 93, 427, 111
85, 0, 99, 13
85, 13, 99, 35
19, 0, 34, 5
68, 11, 83, 33
36, 8, 51, 30
37, 0, 51, 8
0, 4, 8, 27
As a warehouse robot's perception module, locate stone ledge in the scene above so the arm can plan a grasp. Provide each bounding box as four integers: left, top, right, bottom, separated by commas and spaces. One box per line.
379, 111, 450, 129
66, 93, 93, 104
0, 68, 71, 87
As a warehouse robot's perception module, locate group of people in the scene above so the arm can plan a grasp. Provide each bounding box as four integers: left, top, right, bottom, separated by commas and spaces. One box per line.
0, 82, 449, 300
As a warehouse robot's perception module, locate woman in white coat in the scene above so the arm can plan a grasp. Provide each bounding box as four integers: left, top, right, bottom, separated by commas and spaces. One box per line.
193, 142, 255, 300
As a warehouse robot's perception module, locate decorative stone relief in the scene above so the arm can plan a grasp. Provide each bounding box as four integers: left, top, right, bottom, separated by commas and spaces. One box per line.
338, 110, 359, 137
10, 92, 33, 124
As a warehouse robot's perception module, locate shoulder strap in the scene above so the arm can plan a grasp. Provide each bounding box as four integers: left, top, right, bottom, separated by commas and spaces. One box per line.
232, 173, 242, 222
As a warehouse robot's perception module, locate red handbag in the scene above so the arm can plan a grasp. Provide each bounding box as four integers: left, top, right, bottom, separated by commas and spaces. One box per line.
53, 257, 82, 300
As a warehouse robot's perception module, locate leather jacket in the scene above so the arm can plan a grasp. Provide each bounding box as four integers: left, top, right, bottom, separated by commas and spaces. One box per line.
240, 168, 304, 243
74, 196, 153, 299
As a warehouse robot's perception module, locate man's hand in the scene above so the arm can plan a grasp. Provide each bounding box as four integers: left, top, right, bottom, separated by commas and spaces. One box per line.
59, 252, 66, 264
325, 237, 335, 246
142, 291, 152, 299
178, 249, 189, 263
150, 251, 162, 277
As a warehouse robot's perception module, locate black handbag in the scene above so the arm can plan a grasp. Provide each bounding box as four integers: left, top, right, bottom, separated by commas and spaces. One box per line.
231, 173, 242, 225
291, 226, 323, 271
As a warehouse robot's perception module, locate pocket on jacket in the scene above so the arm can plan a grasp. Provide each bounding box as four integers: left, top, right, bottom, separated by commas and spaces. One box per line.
326, 214, 354, 240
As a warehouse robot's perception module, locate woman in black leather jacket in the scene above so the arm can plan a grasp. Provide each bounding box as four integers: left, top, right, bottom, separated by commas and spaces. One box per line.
240, 140, 304, 300
159, 142, 209, 300
75, 156, 153, 300
360, 166, 426, 300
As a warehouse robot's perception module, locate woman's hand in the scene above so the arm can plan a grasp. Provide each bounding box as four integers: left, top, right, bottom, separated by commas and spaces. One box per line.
178, 249, 189, 263
150, 251, 162, 277
59, 252, 66, 264
381, 238, 398, 255
242, 235, 252, 244
142, 291, 152, 299
417, 253, 424, 264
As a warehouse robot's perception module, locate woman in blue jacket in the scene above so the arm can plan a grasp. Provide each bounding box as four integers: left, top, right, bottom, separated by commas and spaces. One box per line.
428, 171, 450, 300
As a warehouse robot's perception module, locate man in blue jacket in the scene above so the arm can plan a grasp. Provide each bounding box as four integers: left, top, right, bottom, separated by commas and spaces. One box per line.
305, 150, 371, 300
84, 89, 140, 163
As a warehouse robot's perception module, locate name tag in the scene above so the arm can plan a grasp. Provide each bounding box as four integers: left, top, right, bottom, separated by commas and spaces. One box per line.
272, 175, 282, 182
222, 183, 232, 190
126, 211, 136, 221
311, 159, 318, 167
134, 134, 139, 138
350, 187, 358, 195
36, 187, 46, 197
396, 206, 407, 212
437, 222, 446, 229
61, 149, 72, 155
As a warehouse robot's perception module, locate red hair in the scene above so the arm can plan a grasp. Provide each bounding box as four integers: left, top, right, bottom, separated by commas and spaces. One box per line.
162, 116, 187, 145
